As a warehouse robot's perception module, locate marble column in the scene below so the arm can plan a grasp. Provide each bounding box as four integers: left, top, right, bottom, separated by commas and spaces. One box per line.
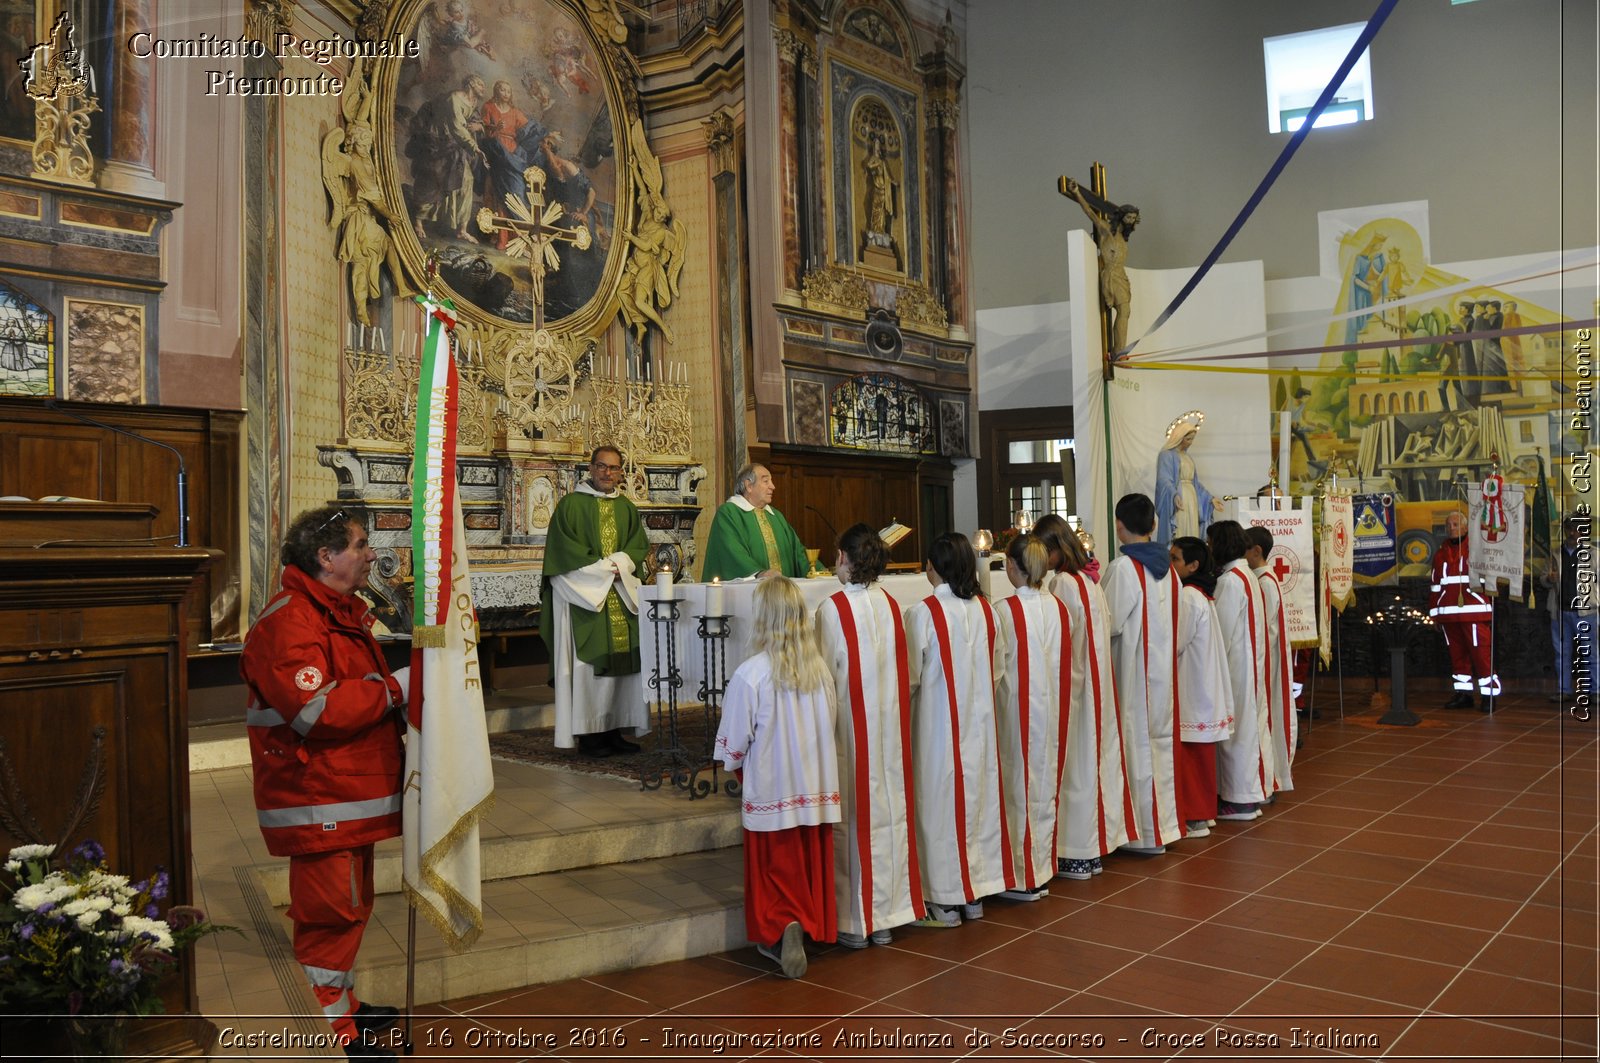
705, 109, 748, 489
772, 27, 805, 293
98, 0, 164, 197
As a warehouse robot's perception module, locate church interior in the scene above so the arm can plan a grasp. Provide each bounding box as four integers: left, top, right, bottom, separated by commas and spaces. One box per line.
0, 0, 1595, 1057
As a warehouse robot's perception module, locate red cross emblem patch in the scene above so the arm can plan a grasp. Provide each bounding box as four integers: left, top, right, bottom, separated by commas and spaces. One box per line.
294, 666, 323, 691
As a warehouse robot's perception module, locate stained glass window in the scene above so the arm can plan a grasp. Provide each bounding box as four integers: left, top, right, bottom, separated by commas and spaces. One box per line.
828, 373, 935, 454
0, 278, 55, 396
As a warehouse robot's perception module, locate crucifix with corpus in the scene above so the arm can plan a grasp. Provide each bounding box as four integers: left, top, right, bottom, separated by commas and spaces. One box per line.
476, 164, 592, 332
1057, 161, 1140, 377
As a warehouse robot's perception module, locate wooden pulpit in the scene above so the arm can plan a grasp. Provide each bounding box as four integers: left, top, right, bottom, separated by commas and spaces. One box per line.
0, 503, 216, 1052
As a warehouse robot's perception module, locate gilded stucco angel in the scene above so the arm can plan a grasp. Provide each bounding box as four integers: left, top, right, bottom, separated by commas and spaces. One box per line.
322, 59, 414, 325
617, 119, 686, 346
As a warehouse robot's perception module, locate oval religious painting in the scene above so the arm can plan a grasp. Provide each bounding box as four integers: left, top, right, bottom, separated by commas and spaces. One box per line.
381, 0, 626, 330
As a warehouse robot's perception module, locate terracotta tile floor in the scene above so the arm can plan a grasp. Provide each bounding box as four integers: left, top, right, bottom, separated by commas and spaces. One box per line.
404, 693, 1597, 1061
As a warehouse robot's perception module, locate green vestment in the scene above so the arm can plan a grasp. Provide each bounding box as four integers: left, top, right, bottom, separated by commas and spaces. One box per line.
700, 500, 810, 581
538, 487, 648, 675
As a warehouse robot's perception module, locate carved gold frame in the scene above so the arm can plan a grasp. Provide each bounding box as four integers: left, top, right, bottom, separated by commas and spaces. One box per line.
370, 0, 637, 340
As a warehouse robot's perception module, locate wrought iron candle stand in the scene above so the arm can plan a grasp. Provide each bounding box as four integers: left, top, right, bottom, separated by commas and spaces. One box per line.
689, 613, 740, 800
1364, 595, 1434, 727
638, 597, 699, 791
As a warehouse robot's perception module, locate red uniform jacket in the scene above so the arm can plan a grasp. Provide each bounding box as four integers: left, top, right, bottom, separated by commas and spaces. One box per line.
1428, 536, 1492, 622
241, 565, 405, 856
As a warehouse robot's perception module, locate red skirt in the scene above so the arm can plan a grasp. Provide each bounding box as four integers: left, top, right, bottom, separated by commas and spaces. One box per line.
743, 824, 837, 947
1174, 740, 1218, 826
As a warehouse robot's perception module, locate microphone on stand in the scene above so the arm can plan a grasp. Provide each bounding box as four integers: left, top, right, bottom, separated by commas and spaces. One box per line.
804, 505, 840, 543
44, 399, 190, 547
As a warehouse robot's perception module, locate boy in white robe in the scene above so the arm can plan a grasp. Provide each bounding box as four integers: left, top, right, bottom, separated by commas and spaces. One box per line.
1102, 494, 1183, 854
1208, 520, 1271, 820
1245, 526, 1296, 795
994, 535, 1072, 898
906, 532, 1014, 923
1170, 536, 1236, 836
1034, 515, 1133, 880
715, 577, 842, 979
815, 523, 924, 946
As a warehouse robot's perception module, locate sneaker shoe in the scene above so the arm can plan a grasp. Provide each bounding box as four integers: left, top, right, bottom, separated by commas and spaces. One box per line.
1204, 820, 1217, 828
354, 1003, 400, 1037
1261, 794, 1277, 806
1217, 800, 1259, 821
1089, 857, 1104, 875
756, 921, 807, 978
999, 887, 1048, 902
1119, 842, 1166, 856
835, 931, 869, 949
1056, 858, 1094, 881
961, 902, 985, 920
869, 928, 893, 945
1184, 821, 1211, 838
912, 903, 961, 928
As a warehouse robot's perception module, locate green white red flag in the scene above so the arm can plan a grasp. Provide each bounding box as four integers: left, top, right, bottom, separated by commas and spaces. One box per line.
402, 295, 493, 948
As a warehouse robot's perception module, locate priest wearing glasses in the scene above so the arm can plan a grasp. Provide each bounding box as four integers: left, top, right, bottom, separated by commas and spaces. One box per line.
701, 463, 810, 581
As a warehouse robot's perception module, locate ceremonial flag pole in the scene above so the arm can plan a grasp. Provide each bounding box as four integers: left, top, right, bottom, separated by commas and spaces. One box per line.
400, 286, 496, 1052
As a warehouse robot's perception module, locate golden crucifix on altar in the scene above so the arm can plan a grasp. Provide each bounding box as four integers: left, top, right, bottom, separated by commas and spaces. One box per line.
476, 165, 592, 331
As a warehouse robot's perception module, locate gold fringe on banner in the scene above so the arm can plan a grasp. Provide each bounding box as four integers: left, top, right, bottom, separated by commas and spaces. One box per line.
412, 625, 447, 648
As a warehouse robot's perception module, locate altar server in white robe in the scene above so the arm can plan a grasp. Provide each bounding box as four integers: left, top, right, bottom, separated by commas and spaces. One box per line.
994, 535, 1072, 898
1245, 525, 1296, 795
1169, 537, 1235, 836
905, 532, 1014, 923
815, 523, 924, 947
1208, 520, 1271, 819
1034, 515, 1134, 880
715, 576, 842, 979
1102, 493, 1183, 854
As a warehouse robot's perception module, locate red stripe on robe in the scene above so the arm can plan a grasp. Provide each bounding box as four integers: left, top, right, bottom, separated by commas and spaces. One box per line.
924, 596, 976, 900
829, 589, 879, 933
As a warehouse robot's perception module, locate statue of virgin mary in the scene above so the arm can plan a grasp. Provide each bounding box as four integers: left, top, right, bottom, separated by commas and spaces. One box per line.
1154, 410, 1215, 546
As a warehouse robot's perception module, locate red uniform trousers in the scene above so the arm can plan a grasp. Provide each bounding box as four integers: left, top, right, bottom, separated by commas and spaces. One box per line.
1439, 619, 1499, 695
1174, 740, 1218, 827
288, 845, 376, 1044
742, 825, 837, 947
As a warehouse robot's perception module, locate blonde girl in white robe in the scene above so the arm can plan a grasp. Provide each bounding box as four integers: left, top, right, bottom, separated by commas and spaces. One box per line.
815, 523, 924, 947
1208, 520, 1271, 819
906, 532, 1013, 923
994, 535, 1072, 898
715, 576, 841, 979
1033, 515, 1134, 880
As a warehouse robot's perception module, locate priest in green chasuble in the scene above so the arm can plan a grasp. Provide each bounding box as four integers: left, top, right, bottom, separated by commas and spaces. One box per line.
539, 445, 651, 757
701, 464, 810, 581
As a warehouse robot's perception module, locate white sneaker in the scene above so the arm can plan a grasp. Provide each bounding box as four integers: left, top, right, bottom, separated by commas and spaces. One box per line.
835, 931, 868, 950
961, 901, 985, 920
756, 921, 807, 978
1184, 821, 1211, 838
912, 903, 960, 928
1119, 842, 1166, 856
869, 928, 893, 945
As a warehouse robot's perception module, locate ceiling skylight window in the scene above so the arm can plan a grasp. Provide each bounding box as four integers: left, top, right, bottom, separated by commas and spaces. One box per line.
1263, 23, 1374, 134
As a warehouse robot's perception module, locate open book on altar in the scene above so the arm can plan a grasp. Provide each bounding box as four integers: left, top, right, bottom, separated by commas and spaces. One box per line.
879, 520, 911, 547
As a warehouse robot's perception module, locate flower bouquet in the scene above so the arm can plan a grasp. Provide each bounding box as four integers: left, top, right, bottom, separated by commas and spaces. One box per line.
0, 841, 230, 1057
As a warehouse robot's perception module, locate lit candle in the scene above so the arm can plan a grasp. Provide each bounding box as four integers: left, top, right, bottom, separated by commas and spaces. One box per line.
656, 567, 675, 601
706, 576, 724, 616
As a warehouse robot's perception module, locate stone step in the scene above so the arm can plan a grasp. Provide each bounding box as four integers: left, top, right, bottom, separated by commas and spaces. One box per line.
188, 684, 556, 772
255, 797, 741, 907
350, 847, 747, 1005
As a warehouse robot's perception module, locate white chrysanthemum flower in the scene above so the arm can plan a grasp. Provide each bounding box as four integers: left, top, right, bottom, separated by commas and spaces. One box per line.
75, 910, 101, 929
7, 844, 55, 860
63, 897, 94, 917
4, 859, 19, 874
112, 902, 131, 917
12, 883, 52, 910
122, 915, 174, 950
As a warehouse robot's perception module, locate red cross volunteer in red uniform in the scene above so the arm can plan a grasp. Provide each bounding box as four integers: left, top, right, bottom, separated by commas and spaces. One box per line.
1429, 510, 1499, 712
241, 505, 408, 1059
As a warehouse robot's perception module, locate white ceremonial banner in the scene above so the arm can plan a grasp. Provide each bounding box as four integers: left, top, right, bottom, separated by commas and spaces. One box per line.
1468, 480, 1527, 600
1322, 494, 1355, 609
1234, 497, 1318, 648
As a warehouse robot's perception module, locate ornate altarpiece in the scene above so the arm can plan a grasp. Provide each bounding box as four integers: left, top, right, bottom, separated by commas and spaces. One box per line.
316, 0, 703, 631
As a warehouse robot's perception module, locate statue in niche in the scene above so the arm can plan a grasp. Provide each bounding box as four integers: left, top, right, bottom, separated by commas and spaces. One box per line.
322, 60, 415, 326
1060, 176, 1139, 356
617, 119, 686, 346
858, 132, 901, 272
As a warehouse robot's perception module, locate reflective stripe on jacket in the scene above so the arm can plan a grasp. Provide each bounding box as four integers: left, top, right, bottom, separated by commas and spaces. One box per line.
1428, 537, 1492, 621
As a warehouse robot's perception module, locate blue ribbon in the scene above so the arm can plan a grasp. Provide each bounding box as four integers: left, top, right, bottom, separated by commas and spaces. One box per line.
1121, 0, 1400, 360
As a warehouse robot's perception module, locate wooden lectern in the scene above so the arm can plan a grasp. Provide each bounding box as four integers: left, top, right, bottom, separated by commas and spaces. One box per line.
0, 502, 215, 1053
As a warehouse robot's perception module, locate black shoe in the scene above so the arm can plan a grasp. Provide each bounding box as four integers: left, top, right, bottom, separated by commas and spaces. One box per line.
608, 729, 642, 754
355, 1003, 400, 1037
1479, 697, 1495, 714
1443, 692, 1474, 710
577, 733, 614, 758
